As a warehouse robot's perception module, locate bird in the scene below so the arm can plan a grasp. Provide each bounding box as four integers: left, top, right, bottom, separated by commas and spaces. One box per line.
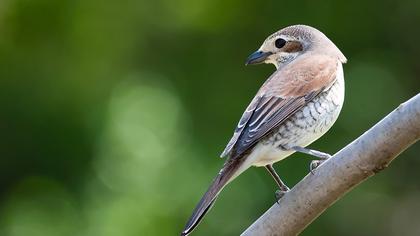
181, 24, 347, 236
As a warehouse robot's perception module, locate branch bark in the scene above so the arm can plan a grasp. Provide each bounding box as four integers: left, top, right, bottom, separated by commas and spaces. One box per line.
241, 93, 420, 236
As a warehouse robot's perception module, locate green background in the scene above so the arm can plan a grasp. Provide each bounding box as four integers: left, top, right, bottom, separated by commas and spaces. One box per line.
0, 0, 419, 235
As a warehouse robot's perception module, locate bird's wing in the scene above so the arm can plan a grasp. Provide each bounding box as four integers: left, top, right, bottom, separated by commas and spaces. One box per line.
220, 55, 339, 159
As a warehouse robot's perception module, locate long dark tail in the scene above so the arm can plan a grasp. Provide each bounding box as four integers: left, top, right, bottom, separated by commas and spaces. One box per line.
181, 158, 244, 236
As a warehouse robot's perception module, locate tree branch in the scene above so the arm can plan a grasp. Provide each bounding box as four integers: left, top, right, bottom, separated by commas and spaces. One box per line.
241, 93, 420, 236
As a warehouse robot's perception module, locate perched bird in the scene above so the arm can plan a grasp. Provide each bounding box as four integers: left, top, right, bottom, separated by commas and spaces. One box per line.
181, 25, 347, 236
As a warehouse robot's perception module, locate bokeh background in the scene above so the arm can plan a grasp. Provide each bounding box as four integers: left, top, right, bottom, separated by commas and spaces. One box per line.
0, 0, 419, 235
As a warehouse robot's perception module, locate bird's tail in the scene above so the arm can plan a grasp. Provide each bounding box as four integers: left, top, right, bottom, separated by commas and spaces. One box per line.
181, 158, 244, 236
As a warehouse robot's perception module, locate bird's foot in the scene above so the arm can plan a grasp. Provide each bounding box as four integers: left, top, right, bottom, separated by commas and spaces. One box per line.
275, 186, 290, 204
309, 157, 330, 174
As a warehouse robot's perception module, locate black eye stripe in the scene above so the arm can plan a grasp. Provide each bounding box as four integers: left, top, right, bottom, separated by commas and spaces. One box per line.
275, 38, 286, 48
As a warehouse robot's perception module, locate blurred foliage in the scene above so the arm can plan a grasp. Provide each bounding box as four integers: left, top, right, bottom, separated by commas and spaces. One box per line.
0, 0, 419, 235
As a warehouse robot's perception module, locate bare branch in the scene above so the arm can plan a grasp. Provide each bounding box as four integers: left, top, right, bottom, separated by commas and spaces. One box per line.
241, 93, 420, 236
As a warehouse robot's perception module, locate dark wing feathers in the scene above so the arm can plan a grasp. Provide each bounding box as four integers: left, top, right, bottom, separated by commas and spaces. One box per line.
223, 91, 321, 159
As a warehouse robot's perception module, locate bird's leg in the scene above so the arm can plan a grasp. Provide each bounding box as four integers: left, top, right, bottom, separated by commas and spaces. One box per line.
291, 146, 332, 173
265, 164, 290, 203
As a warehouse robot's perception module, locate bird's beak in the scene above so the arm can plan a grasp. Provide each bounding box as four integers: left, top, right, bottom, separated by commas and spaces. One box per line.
245, 50, 273, 65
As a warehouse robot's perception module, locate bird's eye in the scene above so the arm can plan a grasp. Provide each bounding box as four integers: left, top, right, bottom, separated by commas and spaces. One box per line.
274, 38, 286, 48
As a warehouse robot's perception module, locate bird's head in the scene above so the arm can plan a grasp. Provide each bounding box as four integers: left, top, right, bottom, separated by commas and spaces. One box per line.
245, 25, 347, 69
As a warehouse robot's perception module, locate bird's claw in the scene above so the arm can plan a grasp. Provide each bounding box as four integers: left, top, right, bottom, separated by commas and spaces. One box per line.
310, 160, 324, 174
309, 152, 332, 174
275, 187, 290, 204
